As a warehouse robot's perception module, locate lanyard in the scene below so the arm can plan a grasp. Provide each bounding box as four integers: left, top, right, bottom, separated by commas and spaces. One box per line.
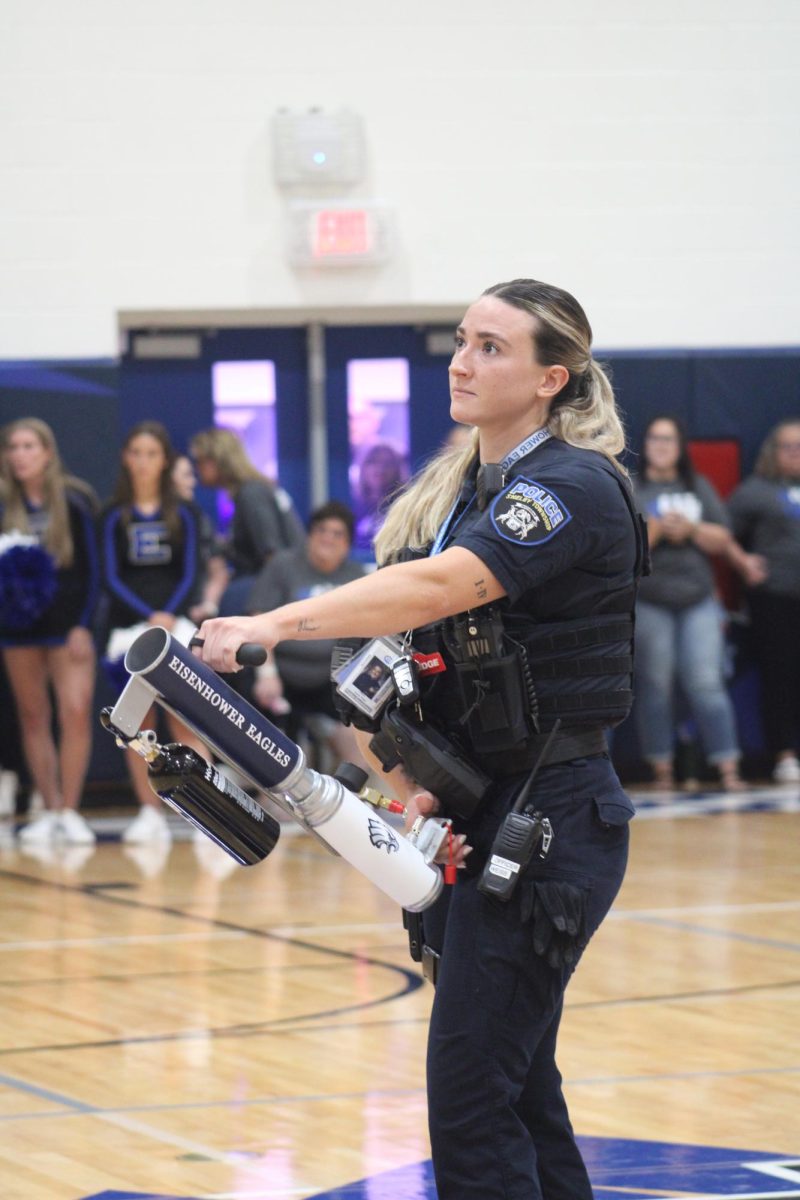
497, 427, 552, 473
430, 492, 476, 557
430, 427, 553, 556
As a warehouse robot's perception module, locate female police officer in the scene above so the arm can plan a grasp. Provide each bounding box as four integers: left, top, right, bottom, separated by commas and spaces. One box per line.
194, 278, 642, 1200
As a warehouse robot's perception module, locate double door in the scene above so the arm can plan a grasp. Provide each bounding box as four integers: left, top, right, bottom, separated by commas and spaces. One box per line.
120, 323, 457, 550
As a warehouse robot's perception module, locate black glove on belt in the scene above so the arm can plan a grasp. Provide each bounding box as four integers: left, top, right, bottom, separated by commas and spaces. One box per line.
521, 879, 589, 970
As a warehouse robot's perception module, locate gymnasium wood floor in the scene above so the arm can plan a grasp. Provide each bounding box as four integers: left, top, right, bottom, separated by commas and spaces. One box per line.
0, 782, 798, 1200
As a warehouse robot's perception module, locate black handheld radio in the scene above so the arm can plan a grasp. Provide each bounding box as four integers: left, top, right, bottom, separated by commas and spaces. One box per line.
477, 721, 559, 902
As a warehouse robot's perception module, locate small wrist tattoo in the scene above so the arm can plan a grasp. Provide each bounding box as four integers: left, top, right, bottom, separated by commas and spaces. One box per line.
297, 618, 320, 633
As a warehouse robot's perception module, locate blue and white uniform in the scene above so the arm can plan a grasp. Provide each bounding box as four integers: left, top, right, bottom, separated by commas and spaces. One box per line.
100, 501, 204, 630
0, 487, 99, 648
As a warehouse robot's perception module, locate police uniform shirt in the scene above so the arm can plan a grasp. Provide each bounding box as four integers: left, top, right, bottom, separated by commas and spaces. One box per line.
447, 438, 637, 623
101, 502, 203, 629
416, 438, 639, 737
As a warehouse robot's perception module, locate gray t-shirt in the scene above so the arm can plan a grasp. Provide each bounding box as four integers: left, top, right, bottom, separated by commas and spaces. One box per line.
633, 473, 729, 609
228, 480, 306, 576
246, 547, 366, 688
728, 475, 800, 599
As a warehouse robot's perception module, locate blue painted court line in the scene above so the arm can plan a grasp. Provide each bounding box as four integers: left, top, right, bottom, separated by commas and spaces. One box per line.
77, 1137, 800, 1200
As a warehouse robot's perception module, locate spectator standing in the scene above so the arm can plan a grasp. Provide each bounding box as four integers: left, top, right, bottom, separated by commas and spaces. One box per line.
632, 415, 743, 791
0, 418, 98, 844
728, 418, 800, 783
190, 427, 305, 615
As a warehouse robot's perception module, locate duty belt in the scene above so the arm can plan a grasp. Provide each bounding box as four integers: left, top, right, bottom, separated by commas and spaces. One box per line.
481, 726, 607, 778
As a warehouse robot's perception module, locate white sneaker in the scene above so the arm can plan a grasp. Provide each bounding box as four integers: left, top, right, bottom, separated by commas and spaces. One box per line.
27, 788, 45, 815
0, 770, 18, 817
57, 809, 97, 845
122, 805, 173, 844
773, 755, 800, 784
19, 810, 59, 845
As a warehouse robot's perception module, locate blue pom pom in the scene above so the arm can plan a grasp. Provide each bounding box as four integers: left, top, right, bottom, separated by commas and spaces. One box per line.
101, 656, 131, 694
0, 542, 58, 631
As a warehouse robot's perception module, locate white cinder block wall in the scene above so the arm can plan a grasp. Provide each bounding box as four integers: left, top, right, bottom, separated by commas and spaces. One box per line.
0, 0, 797, 358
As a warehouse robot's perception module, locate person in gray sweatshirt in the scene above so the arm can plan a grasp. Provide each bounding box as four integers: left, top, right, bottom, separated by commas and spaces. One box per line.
632, 415, 743, 791
728, 419, 800, 784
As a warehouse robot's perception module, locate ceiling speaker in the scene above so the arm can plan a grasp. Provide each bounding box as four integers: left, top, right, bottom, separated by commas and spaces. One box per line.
272, 109, 365, 186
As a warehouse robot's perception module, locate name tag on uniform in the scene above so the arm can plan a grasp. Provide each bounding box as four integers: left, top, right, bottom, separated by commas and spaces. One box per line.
412, 651, 447, 675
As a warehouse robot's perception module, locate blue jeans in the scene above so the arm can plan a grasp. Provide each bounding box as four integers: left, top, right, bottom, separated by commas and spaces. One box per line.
634, 596, 740, 764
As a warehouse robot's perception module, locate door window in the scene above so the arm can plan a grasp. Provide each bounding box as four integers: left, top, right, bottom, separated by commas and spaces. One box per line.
212, 359, 278, 529
346, 357, 410, 554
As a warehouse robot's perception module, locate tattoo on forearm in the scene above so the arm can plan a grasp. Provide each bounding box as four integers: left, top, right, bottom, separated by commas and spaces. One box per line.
474, 577, 488, 601
297, 618, 321, 633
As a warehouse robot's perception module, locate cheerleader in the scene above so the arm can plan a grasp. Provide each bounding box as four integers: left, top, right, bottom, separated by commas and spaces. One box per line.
0, 419, 98, 844
101, 421, 209, 842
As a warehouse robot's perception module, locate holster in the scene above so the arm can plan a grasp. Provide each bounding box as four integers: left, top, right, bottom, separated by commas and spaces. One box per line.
402, 907, 441, 985
371, 704, 492, 820
452, 651, 530, 753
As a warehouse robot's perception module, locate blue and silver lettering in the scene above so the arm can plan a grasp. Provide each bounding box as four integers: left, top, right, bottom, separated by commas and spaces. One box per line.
128, 521, 172, 565
509, 484, 564, 526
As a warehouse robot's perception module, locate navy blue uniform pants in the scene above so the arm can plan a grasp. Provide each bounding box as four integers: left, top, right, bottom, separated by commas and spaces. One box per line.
424, 754, 633, 1200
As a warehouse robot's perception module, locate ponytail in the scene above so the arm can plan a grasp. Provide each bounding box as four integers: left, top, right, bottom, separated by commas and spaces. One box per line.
374, 430, 479, 565
547, 359, 626, 471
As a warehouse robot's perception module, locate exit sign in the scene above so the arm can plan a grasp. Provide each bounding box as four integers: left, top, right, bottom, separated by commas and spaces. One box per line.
314, 209, 370, 258
287, 200, 393, 267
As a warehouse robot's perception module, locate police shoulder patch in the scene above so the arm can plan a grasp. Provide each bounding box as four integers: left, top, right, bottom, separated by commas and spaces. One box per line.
490, 477, 572, 545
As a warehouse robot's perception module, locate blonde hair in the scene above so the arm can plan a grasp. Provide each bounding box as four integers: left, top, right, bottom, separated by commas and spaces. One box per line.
1, 418, 95, 567
189, 427, 266, 493
375, 430, 479, 563
754, 418, 800, 481
375, 278, 626, 564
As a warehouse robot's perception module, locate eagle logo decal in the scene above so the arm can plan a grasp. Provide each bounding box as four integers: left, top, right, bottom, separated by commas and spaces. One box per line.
367, 816, 400, 854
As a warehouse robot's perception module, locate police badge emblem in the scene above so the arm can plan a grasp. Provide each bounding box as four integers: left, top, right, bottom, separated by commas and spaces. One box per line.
490, 478, 572, 545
